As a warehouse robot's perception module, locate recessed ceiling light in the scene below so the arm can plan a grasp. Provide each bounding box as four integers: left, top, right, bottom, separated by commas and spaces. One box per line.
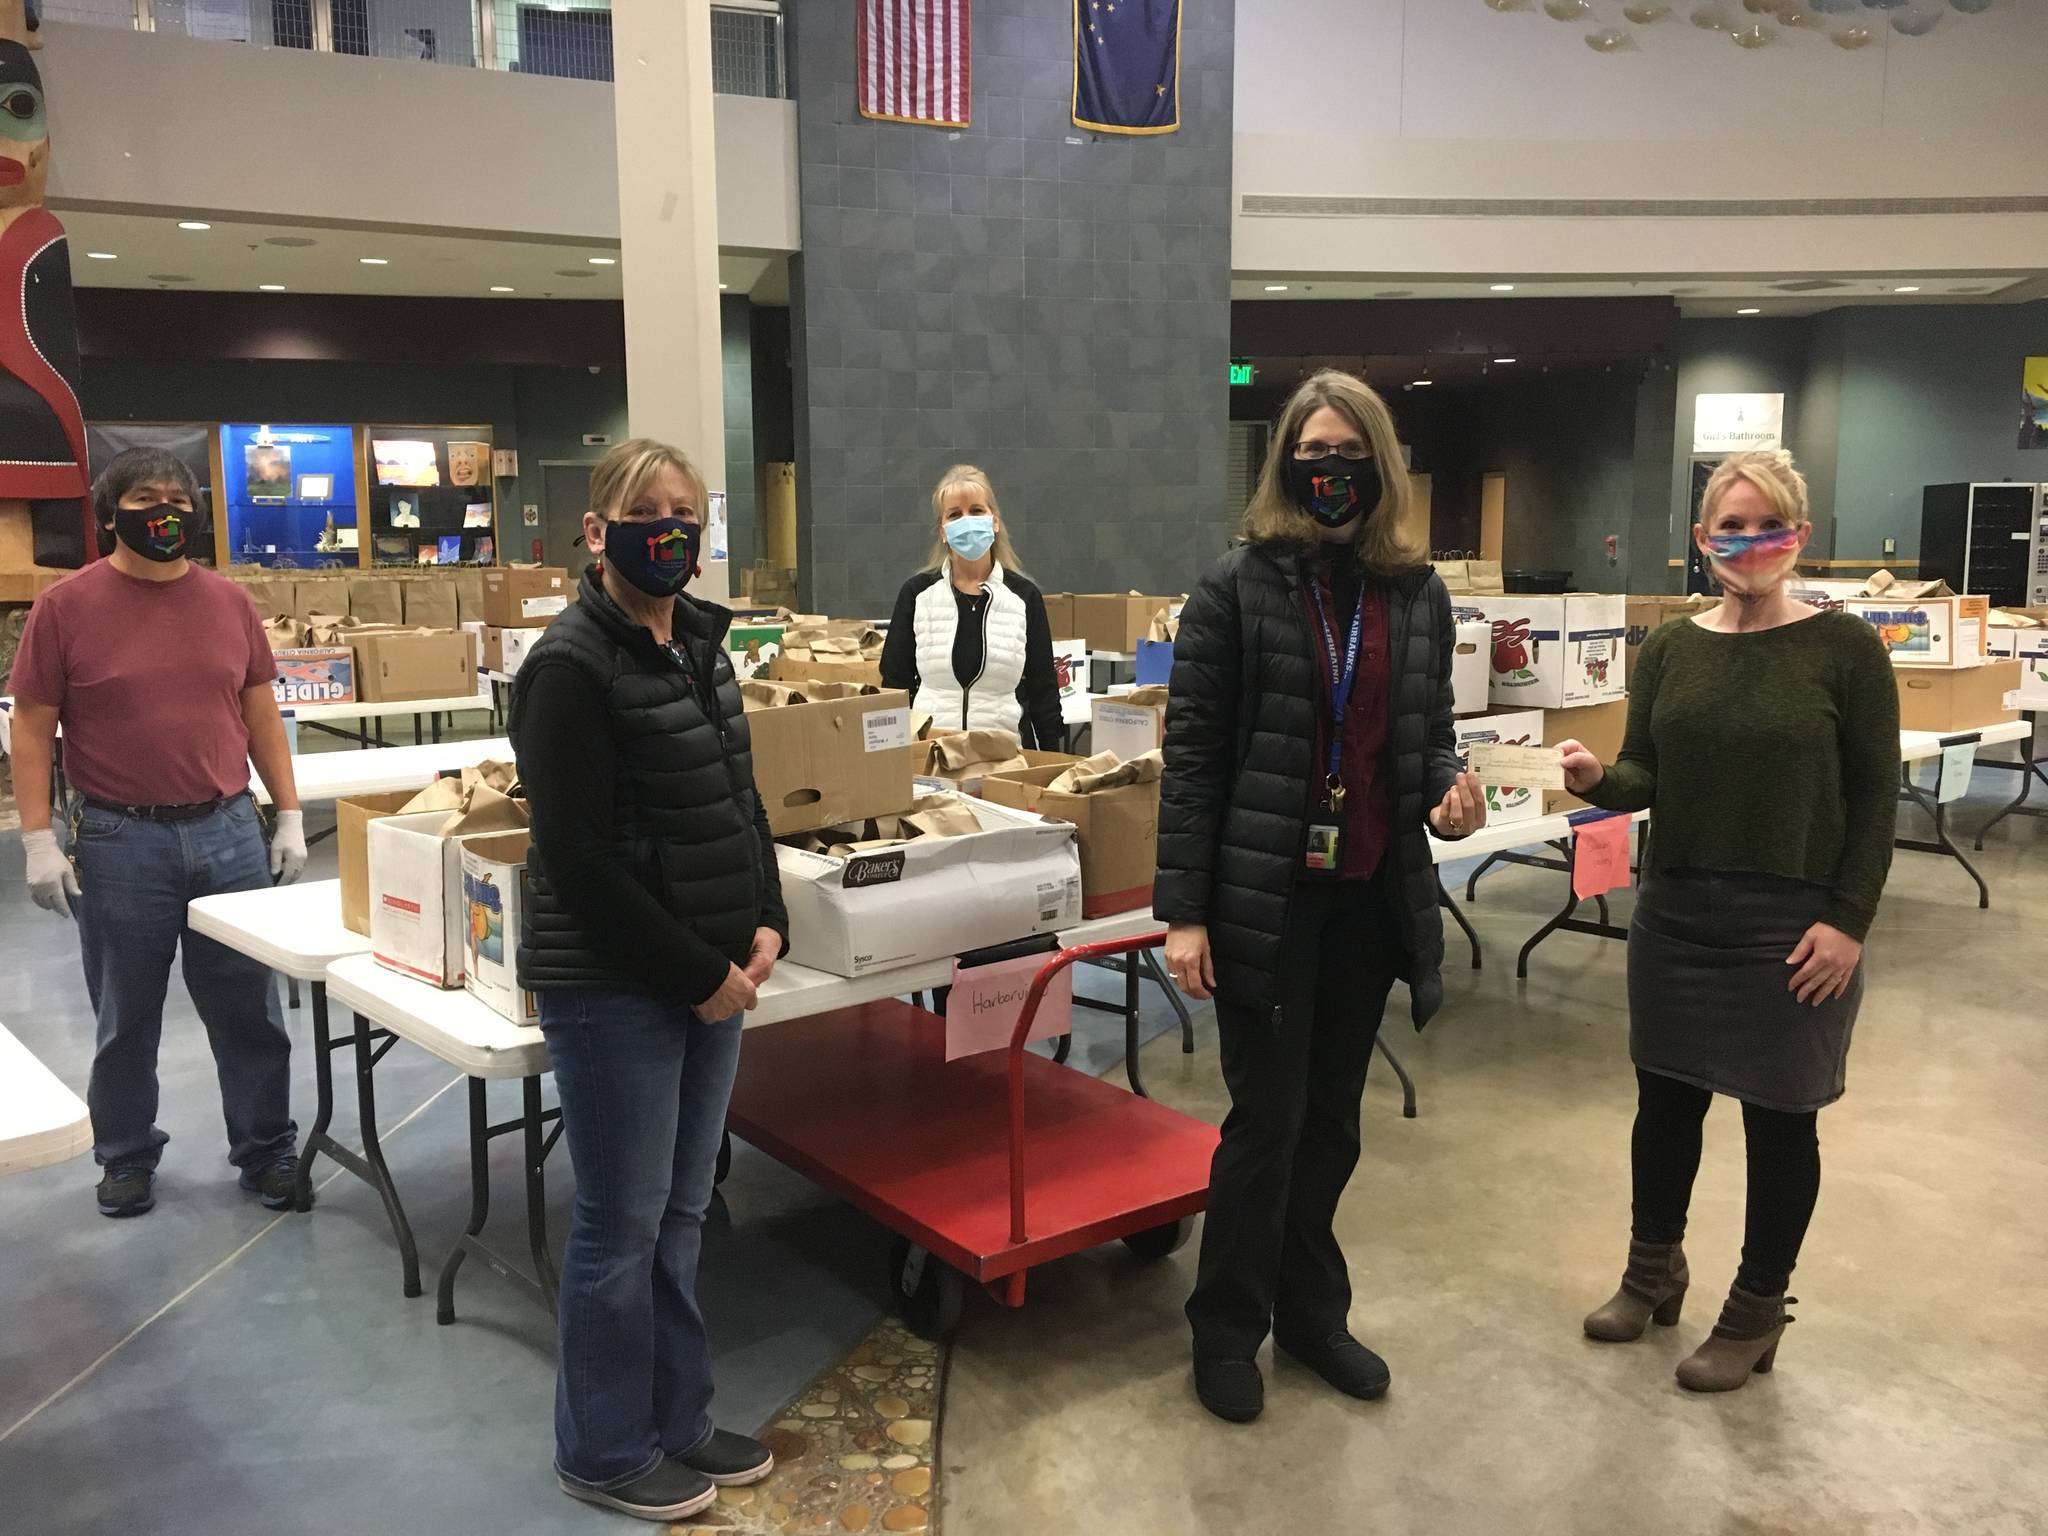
490, 285, 515, 293
1412, 379, 1434, 386
1263, 284, 1289, 292
359, 257, 389, 266
588, 256, 617, 266
258, 284, 286, 292
1737, 307, 1762, 315
86, 251, 117, 260
177, 220, 211, 231
1892, 285, 1921, 293
1490, 283, 1515, 292
718, 282, 728, 290
1494, 357, 1516, 364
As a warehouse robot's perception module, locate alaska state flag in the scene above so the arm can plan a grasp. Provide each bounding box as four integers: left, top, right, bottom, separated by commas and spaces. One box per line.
1073, 0, 1180, 136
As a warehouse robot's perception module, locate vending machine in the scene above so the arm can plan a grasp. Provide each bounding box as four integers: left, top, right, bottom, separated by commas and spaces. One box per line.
1918, 482, 2046, 607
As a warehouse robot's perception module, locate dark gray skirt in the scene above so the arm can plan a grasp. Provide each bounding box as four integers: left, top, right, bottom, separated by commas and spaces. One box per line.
1626, 872, 1863, 1113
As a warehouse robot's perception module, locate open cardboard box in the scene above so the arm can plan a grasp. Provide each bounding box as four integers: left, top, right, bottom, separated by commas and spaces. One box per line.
981, 751, 1161, 917
741, 680, 917, 836
1894, 659, 2022, 733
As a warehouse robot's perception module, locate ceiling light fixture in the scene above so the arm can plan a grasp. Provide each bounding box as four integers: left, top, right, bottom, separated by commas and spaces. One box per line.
178, 220, 211, 231
1893, 285, 1921, 293
258, 284, 286, 292
718, 282, 729, 290
1490, 283, 1516, 291
1263, 284, 1288, 292
1412, 379, 1434, 386
359, 257, 389, 265
85, 251, 117, 260
490, 285, 515, 293
588, 256, 617, 266
1737, 307, 1762, 315
1494, 357, 1517, 364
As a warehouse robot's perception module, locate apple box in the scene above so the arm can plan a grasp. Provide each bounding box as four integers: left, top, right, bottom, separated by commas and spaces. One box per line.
1469, 594, 1627, 709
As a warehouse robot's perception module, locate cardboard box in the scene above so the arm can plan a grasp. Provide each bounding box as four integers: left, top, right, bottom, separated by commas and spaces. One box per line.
338, 790, 426, 935
353, 628, 478, 703
1451, 620, 1489, 716
1785, 578, 1869, 612
482, 566, 572, 628
460, 831, 537, 1024
1454, 709, 1545, 826
765, 650, 884, 688
1540, 699, 1629, 814
1894, 659, 2022, 733
1091, 687, 1169, 761
1072, 594, 1178, 654
1052, 638, 1090, 704
1845, 595, 1990, 667
1469, 594, 1628, 709
981, 762, 1159, 917
743, 686, 918, 837
775, 795, 1082, 978
480, 625, 544, 678
1625, 595, 1716, 664
272, 647, 357, 707
347, 575, 406, 627
403, 576, 459, 630
369, 812, 478, 987
727, 621, 787, 682
1986, 625, 2048, 706
1042, 593, 1077, 641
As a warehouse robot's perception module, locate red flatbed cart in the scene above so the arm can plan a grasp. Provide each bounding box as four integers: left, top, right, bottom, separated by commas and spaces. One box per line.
724, 935, 1218, 1338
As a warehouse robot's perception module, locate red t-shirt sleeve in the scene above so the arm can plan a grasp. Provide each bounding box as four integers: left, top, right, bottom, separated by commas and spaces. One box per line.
10, 591, 66, 708
238, 590, 278, 691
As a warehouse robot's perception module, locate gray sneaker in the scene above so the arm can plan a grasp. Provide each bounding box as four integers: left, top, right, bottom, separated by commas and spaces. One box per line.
677, 1428, 775, 1486
96, 1167, 156, 1218
558, 1460, 715, 1522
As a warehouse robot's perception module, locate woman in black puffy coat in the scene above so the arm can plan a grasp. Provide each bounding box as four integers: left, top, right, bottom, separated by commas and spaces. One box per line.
1155, 369, 1482, 1424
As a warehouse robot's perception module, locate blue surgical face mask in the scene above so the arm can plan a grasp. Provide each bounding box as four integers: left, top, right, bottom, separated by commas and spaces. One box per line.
944, 514, 997, 561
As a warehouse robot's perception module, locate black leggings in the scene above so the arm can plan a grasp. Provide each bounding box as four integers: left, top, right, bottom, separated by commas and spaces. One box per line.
1629, 1069, 1820, 1297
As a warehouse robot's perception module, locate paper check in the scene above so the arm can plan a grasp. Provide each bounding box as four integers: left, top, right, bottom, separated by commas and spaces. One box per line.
1467, 743, 1566, 790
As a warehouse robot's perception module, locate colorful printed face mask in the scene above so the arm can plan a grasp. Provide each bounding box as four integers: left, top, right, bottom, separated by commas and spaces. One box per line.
112, 503, 188, 563
603, 515, 700, 597
1284, 454, 1380, 529
1703, 525, 1801, 593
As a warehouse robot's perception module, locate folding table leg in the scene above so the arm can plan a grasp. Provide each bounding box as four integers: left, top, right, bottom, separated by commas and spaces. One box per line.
413, 713, 424, 746
436, 1077, 492, 1325
287, 976, 301, 1011
1439, 877, 1482, 970
1973, 715, 2044, 851
1135, 949, 1195, 1053
293, 983, 338, 1212
524, 1075, 559, 1309
1122, 953, 1149, 1099
1464, 851, 1506, 903
1374, 1036, 1417, 1119
1898, 767, 1992, 910
353, 1009, 422, 1297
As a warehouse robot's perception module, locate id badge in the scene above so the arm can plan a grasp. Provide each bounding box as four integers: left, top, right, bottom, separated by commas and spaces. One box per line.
1303, 817, 1342, 877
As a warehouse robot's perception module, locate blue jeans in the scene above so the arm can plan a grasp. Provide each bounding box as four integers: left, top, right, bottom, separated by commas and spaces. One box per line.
71, 795, 295, 1173
540, 987, 742, 1490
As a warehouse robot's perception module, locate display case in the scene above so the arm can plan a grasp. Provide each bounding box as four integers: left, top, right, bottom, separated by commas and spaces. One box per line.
361, 424, 500, 568
85, 422, 221, 567
221, 422, 360, 569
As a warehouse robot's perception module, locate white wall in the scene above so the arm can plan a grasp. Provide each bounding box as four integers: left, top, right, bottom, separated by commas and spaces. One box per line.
42, 21, 798, 252
1234, 0, 2048, 278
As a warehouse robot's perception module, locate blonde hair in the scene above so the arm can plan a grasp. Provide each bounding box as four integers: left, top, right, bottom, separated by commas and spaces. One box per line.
588, 437, 708, 524
922, 463, 1029, 576
1243, 370, 1423, 575
1699, 449, 1810, 527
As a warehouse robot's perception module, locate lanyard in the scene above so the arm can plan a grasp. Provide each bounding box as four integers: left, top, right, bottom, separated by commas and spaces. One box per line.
1306, 579, 1366, 806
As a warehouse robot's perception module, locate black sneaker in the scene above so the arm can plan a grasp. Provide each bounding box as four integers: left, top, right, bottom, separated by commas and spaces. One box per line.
1193, 1355, 1264, 1422
1275, 1329, 1391, 1401
238, 1156, 307, 1212
676, 1428, 775, 1487
558, 1460, 715, 1522
96, 1167, 156, 1218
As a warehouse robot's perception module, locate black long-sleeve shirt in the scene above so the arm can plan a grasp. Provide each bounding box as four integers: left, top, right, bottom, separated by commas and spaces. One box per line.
879, 568, 1065, 748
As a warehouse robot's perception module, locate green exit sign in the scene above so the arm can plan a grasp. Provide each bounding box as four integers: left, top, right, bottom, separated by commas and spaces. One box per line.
1229, 359, 1255, 387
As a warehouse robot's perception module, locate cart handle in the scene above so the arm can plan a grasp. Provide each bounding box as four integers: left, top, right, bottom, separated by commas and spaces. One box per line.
1006, 932, 1169, 1246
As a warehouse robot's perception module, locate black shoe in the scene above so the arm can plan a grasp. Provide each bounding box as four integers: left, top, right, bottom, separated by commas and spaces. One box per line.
676, 1428, 775, 1486
238, 1156, 306, 1211
559, 1459, 715, 1522
1193, 1355, 1264, 1422
96, 1167, 156, 1218
1276, 1330, 1391, 1401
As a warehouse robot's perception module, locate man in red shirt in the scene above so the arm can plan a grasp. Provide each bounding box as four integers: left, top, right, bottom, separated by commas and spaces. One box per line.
11, 448, 309, 1218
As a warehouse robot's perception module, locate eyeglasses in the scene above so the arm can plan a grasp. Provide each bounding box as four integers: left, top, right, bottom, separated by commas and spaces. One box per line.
1293, 440, 1373, 462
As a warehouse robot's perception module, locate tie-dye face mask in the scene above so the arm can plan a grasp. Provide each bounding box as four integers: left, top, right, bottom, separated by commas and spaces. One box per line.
1703, 526, 1801, 591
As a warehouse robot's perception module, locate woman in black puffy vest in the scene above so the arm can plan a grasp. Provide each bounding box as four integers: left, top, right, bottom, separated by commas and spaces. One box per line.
510, 439, 787, 1524
1155, 370, 1482, 1424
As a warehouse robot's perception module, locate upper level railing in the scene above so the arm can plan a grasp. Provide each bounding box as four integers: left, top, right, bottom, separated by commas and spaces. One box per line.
44, 0, 785, 93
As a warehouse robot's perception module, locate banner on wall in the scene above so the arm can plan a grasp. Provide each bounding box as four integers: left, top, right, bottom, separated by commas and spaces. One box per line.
1692, 393, 1784, 455
1073, 0, 1180, 136
2019, 357, 2048, 450
857, 0, 971, 128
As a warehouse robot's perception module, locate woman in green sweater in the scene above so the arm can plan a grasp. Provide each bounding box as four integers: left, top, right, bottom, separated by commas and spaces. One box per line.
1557, 448, 1899, 1393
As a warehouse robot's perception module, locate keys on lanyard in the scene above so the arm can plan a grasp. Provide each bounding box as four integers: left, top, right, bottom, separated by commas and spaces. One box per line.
1308, 578, 1367, 815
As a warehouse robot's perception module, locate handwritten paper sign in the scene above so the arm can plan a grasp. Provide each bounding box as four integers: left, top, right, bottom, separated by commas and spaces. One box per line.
1468, 743, 1566, 790
945, 952, 1075, 1062
1937, 741, 1978, 804
1572, 814, 1633, 901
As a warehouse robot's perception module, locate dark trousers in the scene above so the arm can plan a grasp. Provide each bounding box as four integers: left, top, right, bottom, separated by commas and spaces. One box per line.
1187, 871, 1403, 1358
1630, 1068, 1820, 1296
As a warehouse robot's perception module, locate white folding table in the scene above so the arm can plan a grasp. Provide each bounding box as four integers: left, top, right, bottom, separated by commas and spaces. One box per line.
0, 1023, 92, 1176
1971, 711, 2045, 850
1898, 718, 2032, 908
1435, 808, 1653, 979
287, 693, 495, 751
254, 736, 514, 806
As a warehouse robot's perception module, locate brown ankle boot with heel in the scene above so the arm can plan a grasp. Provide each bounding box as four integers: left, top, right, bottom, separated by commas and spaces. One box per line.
1583, 1238, 1689, 1342
1675, 1285, 1794, 1392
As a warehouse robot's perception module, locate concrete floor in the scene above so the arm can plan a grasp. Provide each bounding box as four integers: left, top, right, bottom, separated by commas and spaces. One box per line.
941, 778, 2048, 1536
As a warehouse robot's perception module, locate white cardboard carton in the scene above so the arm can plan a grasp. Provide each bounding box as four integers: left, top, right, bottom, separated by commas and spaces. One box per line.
368, 812, 496, 988
1091, 694, 1167, 762
460, 831, 537, 1023
776, 796, 1082, 977
1454, 710, 1546, 826
1451, 620, 1490, 716
1842, 595, 1988, 668
1471, 594, 1628, 709
1987, 626, 2048, 706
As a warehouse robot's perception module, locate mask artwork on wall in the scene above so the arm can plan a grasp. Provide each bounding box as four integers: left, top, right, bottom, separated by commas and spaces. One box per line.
0, 1, 94, 575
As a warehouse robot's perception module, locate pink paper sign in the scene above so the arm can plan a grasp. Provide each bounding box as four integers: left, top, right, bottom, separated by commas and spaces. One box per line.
945, 953, 1076, 1063
1572, 815, 1633, 901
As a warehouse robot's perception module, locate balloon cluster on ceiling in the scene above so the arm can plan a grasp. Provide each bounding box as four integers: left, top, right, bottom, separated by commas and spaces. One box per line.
1483, 0, 1998, 53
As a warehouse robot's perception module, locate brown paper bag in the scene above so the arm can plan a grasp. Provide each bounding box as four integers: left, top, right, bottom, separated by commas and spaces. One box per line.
348, 576, 406, 627
263, 615, 309, 650
403, 578, 459, 630
1122, 685, 1170, 709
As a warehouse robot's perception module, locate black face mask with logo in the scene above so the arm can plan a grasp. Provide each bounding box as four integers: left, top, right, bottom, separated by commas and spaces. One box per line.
1284, 455, 1381, 529
110, 502, 190, 563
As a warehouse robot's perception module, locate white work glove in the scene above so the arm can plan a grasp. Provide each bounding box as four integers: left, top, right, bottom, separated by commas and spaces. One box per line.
23, 827, 79, 917
269, 810, 307, 886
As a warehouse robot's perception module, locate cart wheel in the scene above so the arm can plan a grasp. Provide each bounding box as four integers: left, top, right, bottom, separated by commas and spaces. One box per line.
1122, 1217, 1195, 1261
888, 1236, 965, 1341
714, 1131, 733, 1187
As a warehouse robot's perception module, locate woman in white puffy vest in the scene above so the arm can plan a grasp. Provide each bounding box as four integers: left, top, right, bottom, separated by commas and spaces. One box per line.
880, 464, 1065, 746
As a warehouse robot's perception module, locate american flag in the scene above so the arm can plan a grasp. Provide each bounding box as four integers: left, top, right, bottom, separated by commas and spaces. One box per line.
857, 0, 971, 129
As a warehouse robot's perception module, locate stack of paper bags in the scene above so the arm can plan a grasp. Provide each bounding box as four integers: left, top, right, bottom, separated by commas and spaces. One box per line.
980, 748, 1163, 917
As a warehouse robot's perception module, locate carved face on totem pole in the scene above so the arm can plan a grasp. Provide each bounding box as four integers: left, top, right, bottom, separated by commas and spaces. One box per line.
0, 44, 51, 215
